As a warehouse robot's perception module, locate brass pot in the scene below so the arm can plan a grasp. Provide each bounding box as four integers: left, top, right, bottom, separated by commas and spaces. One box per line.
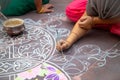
3, 18, 25, 36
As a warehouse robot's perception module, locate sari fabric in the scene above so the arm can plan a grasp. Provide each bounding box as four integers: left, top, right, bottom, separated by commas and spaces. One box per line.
86, 0, 120, 19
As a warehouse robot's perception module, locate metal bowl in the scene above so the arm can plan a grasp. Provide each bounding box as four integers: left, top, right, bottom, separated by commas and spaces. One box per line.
3, 18, 25, 36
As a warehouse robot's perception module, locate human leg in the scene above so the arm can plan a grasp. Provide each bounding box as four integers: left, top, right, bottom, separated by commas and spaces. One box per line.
111, 23, 120, 36
92, 23, 120, 36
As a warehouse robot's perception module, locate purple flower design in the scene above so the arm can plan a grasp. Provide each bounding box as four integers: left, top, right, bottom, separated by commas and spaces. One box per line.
45, 73, 59, 80
47, 67, 56, 71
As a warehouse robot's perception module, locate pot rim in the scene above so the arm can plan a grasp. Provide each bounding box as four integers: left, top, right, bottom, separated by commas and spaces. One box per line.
3, 18, 24, 28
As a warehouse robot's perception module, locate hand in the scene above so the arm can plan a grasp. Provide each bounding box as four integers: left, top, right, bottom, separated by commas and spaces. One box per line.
78, 16, 93, 30
56, 40, 71, 51
42, 4, 54, 13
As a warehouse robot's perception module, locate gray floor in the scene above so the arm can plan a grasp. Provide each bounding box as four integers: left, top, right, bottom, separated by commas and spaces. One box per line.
0, 0, 120, 80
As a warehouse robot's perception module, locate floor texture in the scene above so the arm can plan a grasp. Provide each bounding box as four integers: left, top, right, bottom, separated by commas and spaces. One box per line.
0, 0, 120, 80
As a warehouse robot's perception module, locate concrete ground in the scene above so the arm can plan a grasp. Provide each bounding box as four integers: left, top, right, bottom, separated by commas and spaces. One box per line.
0, 0, 120, 80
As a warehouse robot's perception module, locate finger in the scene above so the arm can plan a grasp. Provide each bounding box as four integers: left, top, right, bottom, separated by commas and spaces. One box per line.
45, 9, 54, 13
47, 4, 54, 8
61, 43, 69, 50
78, 19, 85, 25
80, 17, 87, 22
59, 39, 65, 44
56, 45, 61, 51
56, 40, 64, 51
56, 40, 68, 51
79, 21, 85, 27
45, 4, 54, 9
57, 40, 62, 46
56, 43, 61, 51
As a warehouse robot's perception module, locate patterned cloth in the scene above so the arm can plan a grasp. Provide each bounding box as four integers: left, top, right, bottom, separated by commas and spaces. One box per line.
65, 0, 120, 36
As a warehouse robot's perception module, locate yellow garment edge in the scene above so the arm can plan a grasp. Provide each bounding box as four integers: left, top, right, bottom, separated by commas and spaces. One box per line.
38, 7, 44, 13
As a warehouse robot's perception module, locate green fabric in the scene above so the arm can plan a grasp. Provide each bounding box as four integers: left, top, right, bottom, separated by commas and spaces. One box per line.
42, 0, 49, 4
0, 0, 11, 10
1, 0, 49, 16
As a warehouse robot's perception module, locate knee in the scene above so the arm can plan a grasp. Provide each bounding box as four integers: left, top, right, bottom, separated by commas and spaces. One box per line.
65, 0, 87, 22
65, 4, 80, 22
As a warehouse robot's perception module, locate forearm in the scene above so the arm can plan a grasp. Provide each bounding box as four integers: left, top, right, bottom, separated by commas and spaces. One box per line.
66, 12, 89, 45
34, 0, 42, 12
93, 17, 120, 25
66, 21, 88, 45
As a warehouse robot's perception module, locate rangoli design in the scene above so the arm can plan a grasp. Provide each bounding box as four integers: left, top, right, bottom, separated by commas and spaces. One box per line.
15, 62, 70, 80
0, 13, 120, 80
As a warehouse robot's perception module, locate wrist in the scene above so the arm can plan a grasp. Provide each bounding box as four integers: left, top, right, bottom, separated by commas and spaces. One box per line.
91, 16, 94, 26
66, 32, 79, 45
38, 7, 44, 13
65, 40, 72, 48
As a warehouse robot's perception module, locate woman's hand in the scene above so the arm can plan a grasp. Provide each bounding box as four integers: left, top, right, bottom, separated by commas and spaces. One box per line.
42, 4, 54, 13
56, 40, 71, 51
78, 16, 93, 30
